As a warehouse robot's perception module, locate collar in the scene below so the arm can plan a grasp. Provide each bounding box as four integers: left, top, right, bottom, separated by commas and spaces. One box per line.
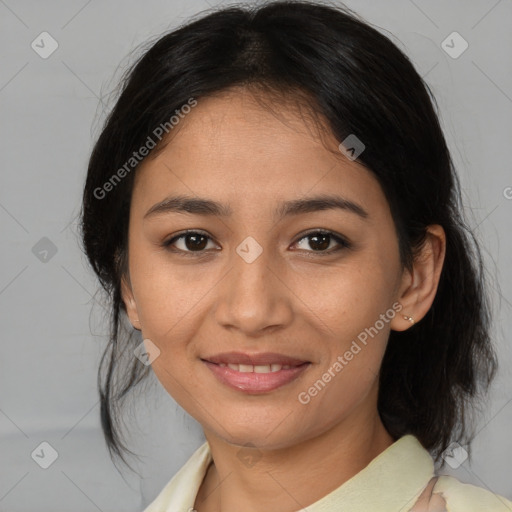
143, 434, 435, 512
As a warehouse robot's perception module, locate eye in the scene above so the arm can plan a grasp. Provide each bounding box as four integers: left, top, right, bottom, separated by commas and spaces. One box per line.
162, 229, 351, 257
292, 230, 351, 254
162, 230, 219, 255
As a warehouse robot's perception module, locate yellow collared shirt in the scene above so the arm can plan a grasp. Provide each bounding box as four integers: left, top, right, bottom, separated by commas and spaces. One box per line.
142, 435, 512, 511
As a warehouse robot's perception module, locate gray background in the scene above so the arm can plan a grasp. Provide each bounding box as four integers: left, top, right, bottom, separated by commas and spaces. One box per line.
1, 0, 511, 510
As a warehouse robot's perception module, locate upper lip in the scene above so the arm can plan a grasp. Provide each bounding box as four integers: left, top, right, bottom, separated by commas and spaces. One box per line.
202, 352, 309, 366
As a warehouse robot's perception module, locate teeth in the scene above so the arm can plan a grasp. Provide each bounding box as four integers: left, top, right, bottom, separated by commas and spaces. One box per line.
254, 365, 271, 373
220, 363, 295, 372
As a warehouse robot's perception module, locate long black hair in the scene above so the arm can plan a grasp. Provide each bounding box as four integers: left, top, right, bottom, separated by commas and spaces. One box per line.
79, 0, 497, 471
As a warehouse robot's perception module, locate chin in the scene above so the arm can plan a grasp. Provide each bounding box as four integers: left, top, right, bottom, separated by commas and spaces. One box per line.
206, 420, 303, 451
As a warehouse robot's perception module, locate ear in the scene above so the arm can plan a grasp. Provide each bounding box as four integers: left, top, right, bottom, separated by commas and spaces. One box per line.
120, 274, 142, 331
390, 224, 446, 331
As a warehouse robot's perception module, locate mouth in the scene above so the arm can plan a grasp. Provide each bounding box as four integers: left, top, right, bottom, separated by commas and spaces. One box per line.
201, 352, 311, 393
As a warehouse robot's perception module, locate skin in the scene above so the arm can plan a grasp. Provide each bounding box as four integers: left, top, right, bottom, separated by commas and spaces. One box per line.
121, 87, 446, 512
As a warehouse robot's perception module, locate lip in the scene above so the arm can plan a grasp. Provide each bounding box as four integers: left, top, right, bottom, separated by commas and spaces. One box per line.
201, 352, 311, 394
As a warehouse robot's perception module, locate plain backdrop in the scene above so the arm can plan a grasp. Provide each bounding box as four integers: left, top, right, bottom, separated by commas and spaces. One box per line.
1, 1, 511, 510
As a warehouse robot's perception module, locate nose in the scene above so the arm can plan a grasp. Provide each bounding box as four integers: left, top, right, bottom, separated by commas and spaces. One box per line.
213, 242, 294, 337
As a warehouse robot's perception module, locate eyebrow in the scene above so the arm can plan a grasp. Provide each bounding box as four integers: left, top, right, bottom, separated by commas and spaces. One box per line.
143, 194, 369, 221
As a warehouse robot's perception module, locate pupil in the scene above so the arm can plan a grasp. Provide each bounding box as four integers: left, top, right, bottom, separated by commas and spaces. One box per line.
310, 234, 329, 251
186, 234, 207, 251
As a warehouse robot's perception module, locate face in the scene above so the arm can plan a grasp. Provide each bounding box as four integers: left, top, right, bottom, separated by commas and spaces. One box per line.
121, 88, 409, 450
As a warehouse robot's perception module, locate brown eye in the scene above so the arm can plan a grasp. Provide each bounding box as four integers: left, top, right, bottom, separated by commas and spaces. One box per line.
293, 231, 350, 254
163, 231, 217, 254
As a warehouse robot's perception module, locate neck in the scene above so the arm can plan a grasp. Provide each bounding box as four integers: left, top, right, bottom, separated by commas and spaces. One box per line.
194, 401, 395, 512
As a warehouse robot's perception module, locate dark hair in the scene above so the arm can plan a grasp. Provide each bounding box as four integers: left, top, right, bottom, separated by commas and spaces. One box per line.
79, 0, 498, 470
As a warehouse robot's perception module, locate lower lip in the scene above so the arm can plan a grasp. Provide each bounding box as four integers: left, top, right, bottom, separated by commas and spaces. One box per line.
203, 361, 310, 393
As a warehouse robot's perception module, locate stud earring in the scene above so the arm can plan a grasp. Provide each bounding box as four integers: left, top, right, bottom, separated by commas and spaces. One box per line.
402, 315, 415, 325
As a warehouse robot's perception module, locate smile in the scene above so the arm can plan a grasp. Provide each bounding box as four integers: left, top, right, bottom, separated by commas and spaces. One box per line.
201, 352, 310, 393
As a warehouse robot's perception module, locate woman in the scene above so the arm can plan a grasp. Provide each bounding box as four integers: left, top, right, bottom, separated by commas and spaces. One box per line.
79, 1, 512, 510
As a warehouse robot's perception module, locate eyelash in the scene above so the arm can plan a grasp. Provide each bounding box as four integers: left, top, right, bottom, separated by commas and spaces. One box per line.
161, 229, 351, 257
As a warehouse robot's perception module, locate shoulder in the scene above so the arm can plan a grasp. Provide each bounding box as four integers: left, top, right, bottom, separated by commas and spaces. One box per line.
433, 475, 512, 511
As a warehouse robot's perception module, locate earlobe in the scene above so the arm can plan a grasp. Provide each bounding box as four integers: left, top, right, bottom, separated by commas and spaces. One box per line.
391, 225, 446, 332
120, 275, 141, 331
391, 304, 417, 332
390, 266, 415, 332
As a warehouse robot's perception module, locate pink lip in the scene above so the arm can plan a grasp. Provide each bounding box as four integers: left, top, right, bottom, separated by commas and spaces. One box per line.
202, 359, 310, 394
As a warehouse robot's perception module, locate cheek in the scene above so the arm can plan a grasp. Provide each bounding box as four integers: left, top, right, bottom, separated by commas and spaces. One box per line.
128, 249, 211, 382
150, 359, 211, 425
295, 256, 396, 404
300, 259, 397, 342
129, 252, 210, 341
295, 324, 389, 434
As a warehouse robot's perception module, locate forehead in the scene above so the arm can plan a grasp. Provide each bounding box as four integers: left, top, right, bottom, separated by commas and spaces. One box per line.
132, 88, 384, 215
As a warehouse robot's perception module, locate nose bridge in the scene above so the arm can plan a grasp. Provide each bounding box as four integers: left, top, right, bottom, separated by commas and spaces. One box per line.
214, 235, 292, 333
